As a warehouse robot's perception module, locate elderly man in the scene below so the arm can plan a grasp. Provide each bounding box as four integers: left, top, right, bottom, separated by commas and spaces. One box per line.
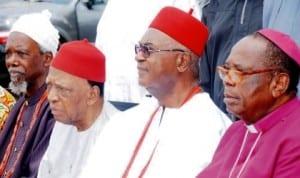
38, 39, 119, 178
79, 6, 231, 178
197, 29, 300, 177
0, 10, 59, 177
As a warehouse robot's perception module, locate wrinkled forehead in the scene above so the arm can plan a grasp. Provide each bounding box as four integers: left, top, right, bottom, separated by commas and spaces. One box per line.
6, 31, 40, 51
226, 36, 268, 68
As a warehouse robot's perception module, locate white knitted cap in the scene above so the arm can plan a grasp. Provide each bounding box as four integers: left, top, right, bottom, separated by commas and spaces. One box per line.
10, 9, 59, 56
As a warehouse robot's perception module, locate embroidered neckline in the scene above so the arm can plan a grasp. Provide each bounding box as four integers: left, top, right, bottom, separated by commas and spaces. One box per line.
0, 90, 48, 177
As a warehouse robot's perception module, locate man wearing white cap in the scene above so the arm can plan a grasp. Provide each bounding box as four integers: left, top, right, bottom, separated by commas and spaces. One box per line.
38, 39, 119, 178
0, 10, 59, 178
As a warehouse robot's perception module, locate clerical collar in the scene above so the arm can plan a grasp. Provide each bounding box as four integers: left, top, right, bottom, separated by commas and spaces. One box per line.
245, 124, 258, 133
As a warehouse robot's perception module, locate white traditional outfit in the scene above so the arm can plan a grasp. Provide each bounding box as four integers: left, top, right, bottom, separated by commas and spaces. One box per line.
80, 6, 231, 178
80, 92, 231, 178
36, 39, 118, 177
37, 101, 118, 178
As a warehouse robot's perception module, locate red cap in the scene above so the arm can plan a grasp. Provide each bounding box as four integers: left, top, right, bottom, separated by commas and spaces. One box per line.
149, 6, 209, 57
258, 28, 300, 67
51, 39, 105, 82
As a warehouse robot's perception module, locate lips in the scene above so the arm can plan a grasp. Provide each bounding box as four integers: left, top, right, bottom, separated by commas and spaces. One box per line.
8, 68, 25, 83
50, 107, 62, 117
224, 92, 239, 105
137, 65, 147, 71
137, 65, 148, 76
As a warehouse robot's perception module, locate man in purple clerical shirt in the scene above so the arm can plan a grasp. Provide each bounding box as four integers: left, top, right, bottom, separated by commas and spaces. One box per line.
197, 29, 300, 177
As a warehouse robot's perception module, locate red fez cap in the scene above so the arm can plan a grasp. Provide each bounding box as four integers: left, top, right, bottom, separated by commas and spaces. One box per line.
258, 28, 300, 67
51, 39, 105, 82
149, 6, 209, 57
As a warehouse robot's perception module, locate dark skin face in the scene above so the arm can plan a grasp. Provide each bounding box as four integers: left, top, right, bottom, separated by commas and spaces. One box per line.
135, 28, 197, 107
135, 29, 178, 94
222, 36, 291, 124
46, 67, 103, 131
5, 31, 52, 96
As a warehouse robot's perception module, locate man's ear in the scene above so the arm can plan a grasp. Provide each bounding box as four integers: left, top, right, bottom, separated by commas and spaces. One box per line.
43, 51, 53, 67
87, 85, 100, 105
176, 53, 190, 72
270, 73, 290, 98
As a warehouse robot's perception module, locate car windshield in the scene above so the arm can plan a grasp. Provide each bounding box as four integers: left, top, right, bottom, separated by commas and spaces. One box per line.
0, 0, 71, 4
41, 0, 71, 4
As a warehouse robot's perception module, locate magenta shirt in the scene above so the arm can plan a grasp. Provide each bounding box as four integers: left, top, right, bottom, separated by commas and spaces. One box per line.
197, 97, 300, 178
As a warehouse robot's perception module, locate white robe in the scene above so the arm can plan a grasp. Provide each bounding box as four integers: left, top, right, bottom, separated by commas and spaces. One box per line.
79, 93, 232, 178
37, 101, 119, 178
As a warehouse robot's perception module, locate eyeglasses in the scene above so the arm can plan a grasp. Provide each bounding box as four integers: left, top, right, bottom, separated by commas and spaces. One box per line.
135, 43, 187, 58
217, 65, 280, 85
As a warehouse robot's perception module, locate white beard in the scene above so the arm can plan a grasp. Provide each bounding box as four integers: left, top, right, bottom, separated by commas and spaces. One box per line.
9, 81, 27, 97
8, 67, 27, 96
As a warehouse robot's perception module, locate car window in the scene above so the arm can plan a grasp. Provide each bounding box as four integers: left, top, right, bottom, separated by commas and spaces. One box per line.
42, 0, 71, 4
0, 0, 71, 4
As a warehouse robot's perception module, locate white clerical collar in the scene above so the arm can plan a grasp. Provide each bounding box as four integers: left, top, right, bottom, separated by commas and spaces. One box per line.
245, 124, 258, 133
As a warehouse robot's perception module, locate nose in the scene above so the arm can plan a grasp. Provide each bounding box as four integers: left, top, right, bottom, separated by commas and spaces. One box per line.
5, 53, 19, 67
221, 73, 236, 86
47, 86, 59, 103
135, 51, 147, 62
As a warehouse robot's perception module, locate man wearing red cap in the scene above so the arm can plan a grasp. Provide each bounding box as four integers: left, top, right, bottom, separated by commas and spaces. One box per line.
38, 39, 119, 178
79, 6, 231, 178
197, 29, 300, 177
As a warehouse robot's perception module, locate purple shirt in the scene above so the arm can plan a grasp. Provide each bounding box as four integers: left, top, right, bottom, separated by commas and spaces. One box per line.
197, 97, 300, 178
0, 84, 55, 178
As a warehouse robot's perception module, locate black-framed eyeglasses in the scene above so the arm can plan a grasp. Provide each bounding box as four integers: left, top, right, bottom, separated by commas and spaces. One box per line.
134, 43, 187, 58
217, 64, 280, 85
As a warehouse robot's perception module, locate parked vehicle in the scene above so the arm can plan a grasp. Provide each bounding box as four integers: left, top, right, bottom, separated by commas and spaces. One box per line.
0, 0, 106, 88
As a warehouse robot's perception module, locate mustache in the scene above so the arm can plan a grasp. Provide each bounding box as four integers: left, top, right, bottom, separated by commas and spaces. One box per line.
8, 67, 25, 74
7, 67, 26, 82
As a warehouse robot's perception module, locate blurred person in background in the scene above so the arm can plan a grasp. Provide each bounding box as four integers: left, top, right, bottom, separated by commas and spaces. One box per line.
263, 0, 300, 98
0, 10, 58, 178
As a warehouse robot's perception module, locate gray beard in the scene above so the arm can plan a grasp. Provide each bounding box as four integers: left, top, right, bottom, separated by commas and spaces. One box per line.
9, 81, 28, 96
